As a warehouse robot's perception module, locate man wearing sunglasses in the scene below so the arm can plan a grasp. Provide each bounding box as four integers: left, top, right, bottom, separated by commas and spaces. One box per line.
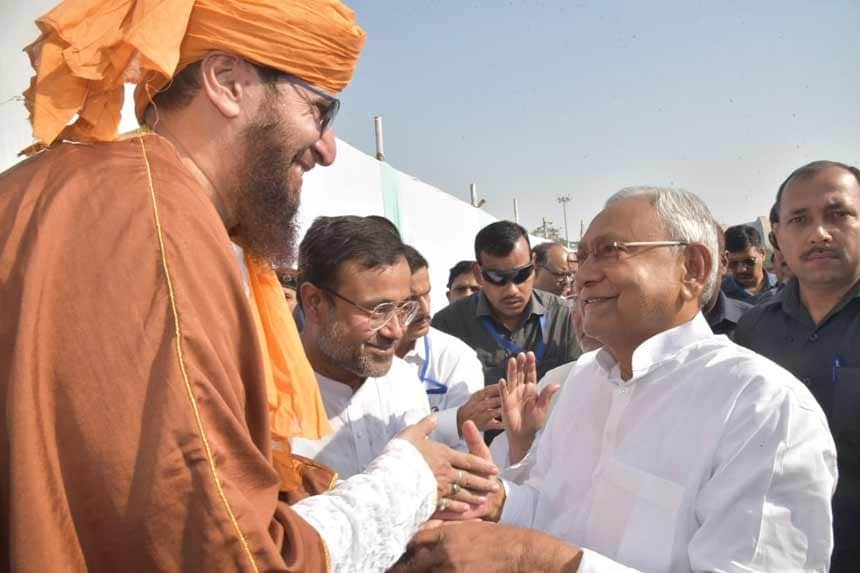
432, 222, 581, 422
532, 242, 575, 297
721, 224, 778, 303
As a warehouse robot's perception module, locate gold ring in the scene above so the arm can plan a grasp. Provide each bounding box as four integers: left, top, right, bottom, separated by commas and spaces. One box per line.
438, 497, 448, 512
452, 483, 461, 496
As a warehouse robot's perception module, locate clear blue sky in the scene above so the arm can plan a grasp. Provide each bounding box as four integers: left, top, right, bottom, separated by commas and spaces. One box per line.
333, 0, 860, 237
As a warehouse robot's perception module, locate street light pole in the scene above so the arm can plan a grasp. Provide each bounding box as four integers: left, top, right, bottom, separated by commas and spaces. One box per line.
557, 195, 571, 246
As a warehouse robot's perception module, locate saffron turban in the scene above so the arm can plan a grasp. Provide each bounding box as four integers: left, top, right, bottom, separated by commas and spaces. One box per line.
23, 0, 366, 150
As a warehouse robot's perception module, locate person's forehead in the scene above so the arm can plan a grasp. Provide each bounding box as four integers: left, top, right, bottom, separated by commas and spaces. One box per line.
582, 197, 665, 243
727, 247, 759, 259
547, 245, 569, 266
480, 237, 531, 268
783, 167, 860, 211
337, 258, 411, 303
452, 272, 478, 286
410, 267, 431, 291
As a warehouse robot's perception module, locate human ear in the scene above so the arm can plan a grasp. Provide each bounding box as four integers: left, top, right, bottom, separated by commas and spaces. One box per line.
199, 52, 253, 119
680, 244, 712, 303
473, 263, 485, 287
299, 282, 328, 324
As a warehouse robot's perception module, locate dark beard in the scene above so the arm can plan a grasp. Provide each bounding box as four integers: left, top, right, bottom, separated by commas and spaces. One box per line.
232, 116, 302, 267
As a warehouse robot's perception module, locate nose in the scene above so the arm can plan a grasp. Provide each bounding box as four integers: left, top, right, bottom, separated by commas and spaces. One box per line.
313, 129, 337, 166
809, 222, 833, 244
377, 312, 405, 340
575, 259, 603, 292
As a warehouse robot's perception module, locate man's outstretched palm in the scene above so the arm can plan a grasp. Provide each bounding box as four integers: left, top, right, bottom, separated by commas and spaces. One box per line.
499, 352, 560, 440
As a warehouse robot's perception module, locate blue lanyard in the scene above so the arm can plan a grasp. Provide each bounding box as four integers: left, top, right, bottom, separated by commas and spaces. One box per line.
480, 314, 548, 364
419, 336, 448, 395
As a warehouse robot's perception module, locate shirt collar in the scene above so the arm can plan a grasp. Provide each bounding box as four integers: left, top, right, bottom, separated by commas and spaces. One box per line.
782, 276, 860, 325
475, 290, 546, 320
595, 313, 714, 380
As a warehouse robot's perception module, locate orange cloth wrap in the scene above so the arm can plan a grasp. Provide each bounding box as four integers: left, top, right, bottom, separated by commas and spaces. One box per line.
245, 254, 331, 440
23, 0, 366, 150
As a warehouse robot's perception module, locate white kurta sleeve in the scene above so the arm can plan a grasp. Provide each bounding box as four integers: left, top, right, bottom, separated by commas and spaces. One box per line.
688, 376, 837, 572
292, 438, 437, 573
431, 348, 485, 449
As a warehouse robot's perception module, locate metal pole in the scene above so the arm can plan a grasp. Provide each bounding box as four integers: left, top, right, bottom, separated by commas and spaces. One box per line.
557, 195, 572, 245
513, 199, 520, 223
373, 115, 385, 161
470, 183, 478, 207
542, 217, 551, 239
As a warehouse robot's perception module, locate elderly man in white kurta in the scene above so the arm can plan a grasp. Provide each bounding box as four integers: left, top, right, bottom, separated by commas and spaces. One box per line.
394, 188, 837, 573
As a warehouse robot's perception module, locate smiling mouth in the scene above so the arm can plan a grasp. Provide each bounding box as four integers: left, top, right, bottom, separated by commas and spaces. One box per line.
583, 296, 617, 306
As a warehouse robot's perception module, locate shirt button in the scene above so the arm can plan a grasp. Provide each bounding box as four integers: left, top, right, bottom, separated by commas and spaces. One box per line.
808, 333, 819, 342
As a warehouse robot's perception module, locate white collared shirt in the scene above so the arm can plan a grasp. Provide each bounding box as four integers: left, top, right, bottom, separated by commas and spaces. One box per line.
291, 357, 430, 479
400, 327, 485, 449
501, 314, 837, 573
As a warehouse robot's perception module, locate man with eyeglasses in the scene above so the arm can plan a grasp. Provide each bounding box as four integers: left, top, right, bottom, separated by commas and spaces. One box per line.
432, 221, 581, 432
293, 217, 499, 516
703, 222, 753, 338
397, 187, 835, 573
0, 3, 501, 572
532, 242, 575, 297
721, 224, 778, 303
396, 246, 501, 451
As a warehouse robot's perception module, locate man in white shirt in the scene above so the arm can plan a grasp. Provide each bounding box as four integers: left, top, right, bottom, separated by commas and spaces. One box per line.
396, 187, 837, 573
291, 216, 499, 521
396, 245, 502, 450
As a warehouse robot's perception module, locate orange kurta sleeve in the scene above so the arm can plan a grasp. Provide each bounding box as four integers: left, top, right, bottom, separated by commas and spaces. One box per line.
0, 135, 327, 572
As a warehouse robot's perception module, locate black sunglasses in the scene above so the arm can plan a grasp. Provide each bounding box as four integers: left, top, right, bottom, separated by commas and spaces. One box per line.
480, 263, 535, 286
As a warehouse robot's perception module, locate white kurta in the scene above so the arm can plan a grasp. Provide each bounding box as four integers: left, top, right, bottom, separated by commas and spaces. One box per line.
501, 314, 838, 573
400, 327, 485, 449
291, 357, 431, 479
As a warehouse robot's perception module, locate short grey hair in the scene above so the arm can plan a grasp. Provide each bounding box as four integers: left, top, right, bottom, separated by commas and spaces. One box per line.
606, 186, 720, 308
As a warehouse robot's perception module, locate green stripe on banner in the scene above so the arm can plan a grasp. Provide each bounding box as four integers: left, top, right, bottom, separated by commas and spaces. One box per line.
380, 162, 402, 232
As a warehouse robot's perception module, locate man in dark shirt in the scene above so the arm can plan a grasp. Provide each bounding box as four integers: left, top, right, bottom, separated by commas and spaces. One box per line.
705, 222, 752, 337
734, 160, 860, 573
722, 224, 778, 303
432, 221, 581, 392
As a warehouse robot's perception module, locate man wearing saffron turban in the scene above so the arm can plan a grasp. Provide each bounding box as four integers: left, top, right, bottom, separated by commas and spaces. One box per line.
0, 2, 500, 571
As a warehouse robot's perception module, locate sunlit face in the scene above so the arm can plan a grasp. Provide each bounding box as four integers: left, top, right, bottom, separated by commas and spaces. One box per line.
726, 246, 766, 290
776, 166, 860, 291
567, 251, 579, 275
447, 271, 480, 303
316, 258, 412, 378
233, 77, 337, 266
575, 197, 688, 354
405, 267, 432, 341
570, 286, 602, 353
476, 237, 534, 320
534, 245, 573, 297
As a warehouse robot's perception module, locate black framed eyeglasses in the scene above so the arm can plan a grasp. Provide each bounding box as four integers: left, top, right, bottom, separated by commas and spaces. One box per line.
281, 73, 341, 133
480, 263, 535, 286
538, 265, 575, 285
576, 240, 688, 268
727, 257, 758, 269
321, 286, 419, 332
